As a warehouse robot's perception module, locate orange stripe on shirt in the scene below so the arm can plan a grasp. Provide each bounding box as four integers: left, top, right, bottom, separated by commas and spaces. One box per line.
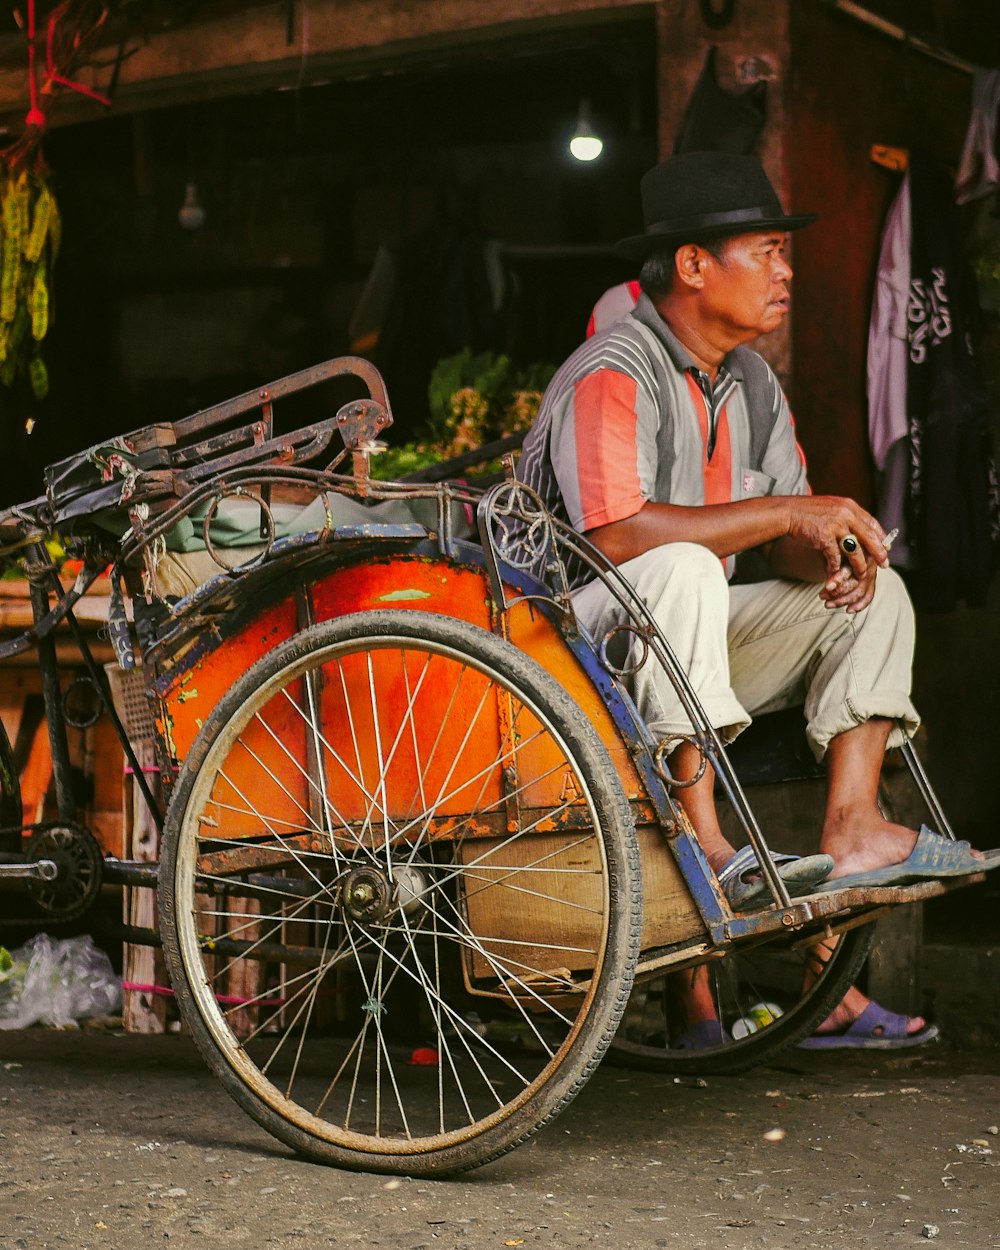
685, 374, 732, 507
573, 369, 643, 529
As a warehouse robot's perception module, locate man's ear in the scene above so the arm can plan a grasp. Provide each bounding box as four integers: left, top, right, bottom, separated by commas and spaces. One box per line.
675, 244, 705, 289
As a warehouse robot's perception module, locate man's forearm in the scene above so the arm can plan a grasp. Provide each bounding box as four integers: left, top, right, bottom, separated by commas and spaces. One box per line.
585, 494, 889, 583
585, 498, 793, 566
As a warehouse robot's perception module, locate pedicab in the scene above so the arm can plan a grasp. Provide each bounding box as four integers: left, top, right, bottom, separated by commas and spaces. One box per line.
0, 357, 976, 1175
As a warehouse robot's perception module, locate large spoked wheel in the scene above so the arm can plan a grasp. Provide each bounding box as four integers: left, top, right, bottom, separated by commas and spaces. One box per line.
159, 610, 641, 1175
607, 920, 875, 1074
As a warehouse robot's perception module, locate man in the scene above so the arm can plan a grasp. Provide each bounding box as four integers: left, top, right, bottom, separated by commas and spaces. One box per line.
516, 151, 996, 1045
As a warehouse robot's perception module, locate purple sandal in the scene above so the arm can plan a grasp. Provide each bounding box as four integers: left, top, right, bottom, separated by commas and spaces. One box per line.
798, 1000, 939, 1050
672, 1019, 728, 1050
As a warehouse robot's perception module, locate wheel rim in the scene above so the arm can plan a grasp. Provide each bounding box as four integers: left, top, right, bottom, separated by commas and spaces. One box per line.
609, 924, 873, 1072
165, 620, 636, 1162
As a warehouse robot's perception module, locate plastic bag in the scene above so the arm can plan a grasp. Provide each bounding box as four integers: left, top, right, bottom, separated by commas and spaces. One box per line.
0, 933, 122, 1029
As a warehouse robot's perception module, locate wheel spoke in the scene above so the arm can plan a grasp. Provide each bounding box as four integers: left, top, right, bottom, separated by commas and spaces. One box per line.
607, 924, 874, 1074
161, 609, 639, 1173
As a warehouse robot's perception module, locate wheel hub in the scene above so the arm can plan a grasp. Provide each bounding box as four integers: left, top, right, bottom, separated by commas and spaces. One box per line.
341, 866, 394, 923
341, 862, 431, 924
393, 862, 430, 916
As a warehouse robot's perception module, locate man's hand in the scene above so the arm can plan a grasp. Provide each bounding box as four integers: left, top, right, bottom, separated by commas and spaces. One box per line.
586, 494, 891, 584
820, 560, 879, 612
786, 496, 890, 582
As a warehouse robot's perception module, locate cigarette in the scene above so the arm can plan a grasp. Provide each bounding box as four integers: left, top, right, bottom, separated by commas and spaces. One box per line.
882, 528, 900, 551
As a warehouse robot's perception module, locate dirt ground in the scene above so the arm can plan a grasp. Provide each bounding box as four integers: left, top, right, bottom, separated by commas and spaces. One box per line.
1, 1028, 998, 1250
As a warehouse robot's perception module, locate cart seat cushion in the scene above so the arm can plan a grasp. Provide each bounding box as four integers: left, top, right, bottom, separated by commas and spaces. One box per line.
163, 491, 440, 553
152, 490, 471, 599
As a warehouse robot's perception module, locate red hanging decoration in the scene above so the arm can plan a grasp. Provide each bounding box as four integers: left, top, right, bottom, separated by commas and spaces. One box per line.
24, 0, 46, 128
6, 0, 112, 169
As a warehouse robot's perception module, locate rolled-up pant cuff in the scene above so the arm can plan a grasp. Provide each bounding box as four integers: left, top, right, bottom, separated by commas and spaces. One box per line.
647, 696, 751, 746
807, 690, 921, 760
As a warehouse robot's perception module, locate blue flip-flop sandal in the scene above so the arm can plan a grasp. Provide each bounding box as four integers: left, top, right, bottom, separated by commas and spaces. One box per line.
717, 845, 835, 911
813, 825, 1000, 893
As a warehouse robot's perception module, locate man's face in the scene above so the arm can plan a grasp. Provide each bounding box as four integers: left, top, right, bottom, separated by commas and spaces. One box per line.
698, 231, 793, 342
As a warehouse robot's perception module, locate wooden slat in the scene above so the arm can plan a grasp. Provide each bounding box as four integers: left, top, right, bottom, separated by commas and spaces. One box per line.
458, 823, 705, 988
122, 749, 169, 1034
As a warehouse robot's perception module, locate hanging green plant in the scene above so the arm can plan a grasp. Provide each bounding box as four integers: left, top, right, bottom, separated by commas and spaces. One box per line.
0, 166, 60, 397
372, 350, 556, 481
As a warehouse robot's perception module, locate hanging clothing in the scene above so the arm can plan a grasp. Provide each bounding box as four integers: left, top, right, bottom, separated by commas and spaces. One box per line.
867, 156, 1000, 607
907, 154, 1000, 609
955, 68, 1000, 206
867, 173, 914, 567
673, 46, 768, 156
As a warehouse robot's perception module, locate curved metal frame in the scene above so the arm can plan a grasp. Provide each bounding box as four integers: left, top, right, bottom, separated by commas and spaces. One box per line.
0, 357, 959, 946
475, 478, 794, 914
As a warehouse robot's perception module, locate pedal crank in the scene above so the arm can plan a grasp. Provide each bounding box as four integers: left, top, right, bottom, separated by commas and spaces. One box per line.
0, 854, 59, 885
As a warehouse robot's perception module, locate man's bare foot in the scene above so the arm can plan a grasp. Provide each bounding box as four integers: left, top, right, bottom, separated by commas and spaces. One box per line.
821, 721, 985, 882
704, 844, 738, 877
819, 806, 984, 881
813, 985, 928, 1039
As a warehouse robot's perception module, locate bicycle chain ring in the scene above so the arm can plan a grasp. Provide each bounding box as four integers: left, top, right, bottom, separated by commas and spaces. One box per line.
25, 822, 104, 922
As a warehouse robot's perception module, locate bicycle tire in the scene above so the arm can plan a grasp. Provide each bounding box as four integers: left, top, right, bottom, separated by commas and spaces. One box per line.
159, 609, 642, 1174
607, 920, 875, 1074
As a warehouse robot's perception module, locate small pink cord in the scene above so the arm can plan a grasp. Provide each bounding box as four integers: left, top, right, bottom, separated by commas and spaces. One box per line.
123, 981, 286, 1008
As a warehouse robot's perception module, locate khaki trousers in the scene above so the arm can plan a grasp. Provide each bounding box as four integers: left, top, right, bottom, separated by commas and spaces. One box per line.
572, 542, 920, 760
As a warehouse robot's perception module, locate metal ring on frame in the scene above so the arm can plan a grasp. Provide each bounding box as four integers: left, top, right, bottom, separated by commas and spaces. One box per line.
598, 622, 650, 679
487, 480, 553, 571
202, 487, 276, 573
62, 675, 104, 730
653, 734, 708, 789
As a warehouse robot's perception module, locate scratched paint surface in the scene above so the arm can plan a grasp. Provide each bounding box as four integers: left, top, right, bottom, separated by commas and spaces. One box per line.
162, 556, 644, 811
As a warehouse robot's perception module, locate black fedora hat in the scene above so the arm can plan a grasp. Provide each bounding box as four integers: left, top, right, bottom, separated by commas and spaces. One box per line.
615, 151, 818, 261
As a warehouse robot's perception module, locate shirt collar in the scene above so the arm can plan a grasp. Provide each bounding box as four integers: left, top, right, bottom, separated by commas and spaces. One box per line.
630, 291, 745, 384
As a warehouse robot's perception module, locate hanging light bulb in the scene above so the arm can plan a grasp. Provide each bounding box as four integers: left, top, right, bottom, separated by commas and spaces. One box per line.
178, 182, 206, 230
569, 100, 603, 162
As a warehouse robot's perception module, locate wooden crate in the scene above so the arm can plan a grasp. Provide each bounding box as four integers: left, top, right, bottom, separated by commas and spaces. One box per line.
458, 822, 706, 993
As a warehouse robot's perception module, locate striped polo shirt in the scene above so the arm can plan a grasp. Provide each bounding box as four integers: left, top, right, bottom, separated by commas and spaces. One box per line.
516, 292, 809, 586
